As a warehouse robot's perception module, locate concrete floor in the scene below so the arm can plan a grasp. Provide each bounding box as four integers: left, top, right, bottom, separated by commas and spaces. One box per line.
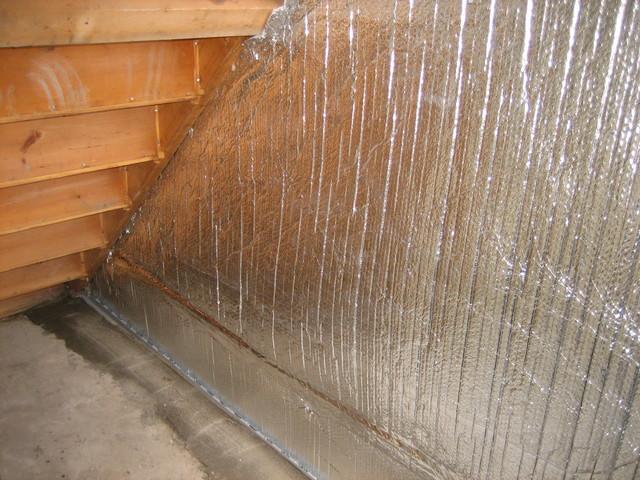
0, 299, 307, 480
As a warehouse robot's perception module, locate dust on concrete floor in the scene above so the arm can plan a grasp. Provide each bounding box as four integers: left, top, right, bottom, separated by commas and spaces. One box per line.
0, 298, 307, 480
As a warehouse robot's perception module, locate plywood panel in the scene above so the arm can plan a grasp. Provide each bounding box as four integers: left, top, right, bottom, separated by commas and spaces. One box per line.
0, 254, 86, 301
0, 216, 106, 273
0, 169, 129, 235
0, 107, 158, 188
0, 0, 281, 47
0, 41, 197, 123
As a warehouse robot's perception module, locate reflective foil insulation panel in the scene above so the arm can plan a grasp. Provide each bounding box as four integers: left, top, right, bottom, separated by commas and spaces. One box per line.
91, 1, 640, 479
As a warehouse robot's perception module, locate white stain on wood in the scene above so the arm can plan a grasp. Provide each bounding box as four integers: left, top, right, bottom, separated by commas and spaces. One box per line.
27, 56, 88, 111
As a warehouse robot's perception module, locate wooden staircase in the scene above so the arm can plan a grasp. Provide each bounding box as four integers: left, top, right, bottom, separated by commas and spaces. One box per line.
0, 0, 280, 316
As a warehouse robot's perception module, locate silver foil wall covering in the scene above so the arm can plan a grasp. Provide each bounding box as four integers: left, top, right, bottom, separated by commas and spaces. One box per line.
92, 0, 640, 478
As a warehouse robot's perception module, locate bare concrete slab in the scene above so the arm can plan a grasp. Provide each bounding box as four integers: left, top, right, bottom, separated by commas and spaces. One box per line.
0, 298, 307, 480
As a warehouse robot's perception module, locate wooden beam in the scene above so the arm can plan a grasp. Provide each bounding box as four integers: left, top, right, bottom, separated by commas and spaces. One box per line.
0, 107, 159, 188
0, 254, 86, 301
0, 1, 280, 47
0, 41, 198, 123
0, 169, 129, 235
0, 286, 65, 319
0, 215, 107, 273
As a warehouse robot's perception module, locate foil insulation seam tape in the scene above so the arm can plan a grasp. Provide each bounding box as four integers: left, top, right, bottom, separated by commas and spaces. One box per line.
97, 0, 640, 478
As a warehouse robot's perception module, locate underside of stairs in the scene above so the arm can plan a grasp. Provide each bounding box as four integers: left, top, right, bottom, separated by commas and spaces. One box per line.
0, 0, 281, 316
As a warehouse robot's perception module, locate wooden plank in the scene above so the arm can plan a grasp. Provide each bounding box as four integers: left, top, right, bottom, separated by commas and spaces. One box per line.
0, 169, 129, 235
0, 216, 107, 273
0, 41, 197, 123
0, 1, 280, 47
0, 286, 64, 319
0, 254, 86, 301
0, 107, 158, 188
